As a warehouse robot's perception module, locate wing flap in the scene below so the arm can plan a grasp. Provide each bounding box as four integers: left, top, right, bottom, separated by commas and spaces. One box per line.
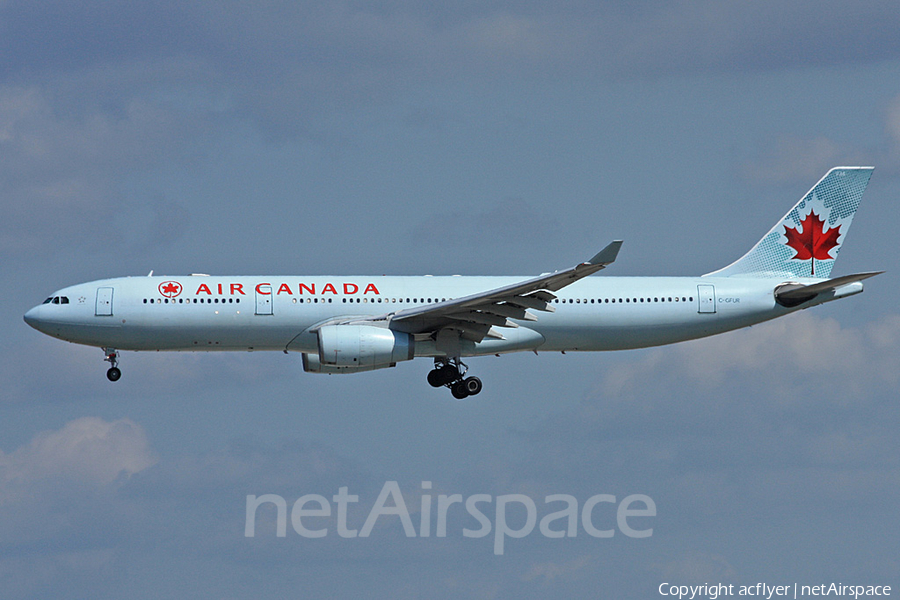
445, 312, 519, 328
502, 294, 555, 312
480, 304, 537, 321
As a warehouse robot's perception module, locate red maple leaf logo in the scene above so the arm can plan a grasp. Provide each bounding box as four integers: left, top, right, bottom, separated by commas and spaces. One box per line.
783, 211, 841, 276
159, 281, 182, 298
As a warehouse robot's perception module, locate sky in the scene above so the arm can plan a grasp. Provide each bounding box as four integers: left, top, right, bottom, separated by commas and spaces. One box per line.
2, 1, 900, 598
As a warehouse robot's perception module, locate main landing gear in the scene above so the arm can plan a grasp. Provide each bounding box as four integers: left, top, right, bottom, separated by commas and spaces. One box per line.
427, 358, 482, 399
103, 348, 121, 382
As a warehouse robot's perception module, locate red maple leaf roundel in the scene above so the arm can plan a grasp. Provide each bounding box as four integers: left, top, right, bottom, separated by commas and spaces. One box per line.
159, 281, 183, 298
783, 211, 841, 276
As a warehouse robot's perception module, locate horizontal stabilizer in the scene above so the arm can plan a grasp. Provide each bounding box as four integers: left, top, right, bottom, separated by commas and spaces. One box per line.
775, 271, 883, 307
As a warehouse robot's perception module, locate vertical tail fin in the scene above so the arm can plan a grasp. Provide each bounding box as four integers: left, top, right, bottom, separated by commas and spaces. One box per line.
705, 167, 874, 279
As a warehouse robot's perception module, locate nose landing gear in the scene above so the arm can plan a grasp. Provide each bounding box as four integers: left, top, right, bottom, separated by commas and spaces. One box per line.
427, 358, 482, 399
103, 348, 121, 382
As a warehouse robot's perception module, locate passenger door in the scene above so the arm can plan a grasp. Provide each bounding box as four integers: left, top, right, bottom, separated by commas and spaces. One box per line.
255, 285, 273, 315
95, 287, 114, 316
697, 284, 716, 314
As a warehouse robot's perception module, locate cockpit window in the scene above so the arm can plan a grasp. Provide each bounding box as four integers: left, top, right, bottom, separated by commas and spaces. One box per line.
52, 297, 60, 304
43, 297, 53, 304
60, 296, 69, 304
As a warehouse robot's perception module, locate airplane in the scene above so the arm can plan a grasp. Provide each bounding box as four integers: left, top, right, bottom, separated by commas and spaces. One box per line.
24, 167, 881, 399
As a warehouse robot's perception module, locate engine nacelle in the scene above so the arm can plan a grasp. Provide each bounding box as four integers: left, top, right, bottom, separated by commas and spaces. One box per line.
313, 325, 414, 372
302, 352, 385, 374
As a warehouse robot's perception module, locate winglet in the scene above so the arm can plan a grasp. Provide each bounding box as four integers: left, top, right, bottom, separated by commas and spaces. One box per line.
587, 240, 623, 266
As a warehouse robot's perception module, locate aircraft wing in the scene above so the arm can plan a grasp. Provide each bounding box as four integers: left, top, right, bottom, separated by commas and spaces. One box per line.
380, 241, 623, 342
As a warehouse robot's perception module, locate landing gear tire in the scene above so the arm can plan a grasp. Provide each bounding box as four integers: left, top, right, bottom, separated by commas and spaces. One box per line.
451, 380, 469, 400
103, 348, 120, 382
430, 358, 483, 399
427, 369, 444, 387
439, 364, 457, 383
428, 365, 460, 387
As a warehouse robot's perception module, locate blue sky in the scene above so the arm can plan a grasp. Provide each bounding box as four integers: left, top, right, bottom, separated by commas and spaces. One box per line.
2, 2, 899, 598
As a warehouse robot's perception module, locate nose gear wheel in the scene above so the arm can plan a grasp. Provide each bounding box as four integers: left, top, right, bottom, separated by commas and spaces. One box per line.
103, 348, 121, 382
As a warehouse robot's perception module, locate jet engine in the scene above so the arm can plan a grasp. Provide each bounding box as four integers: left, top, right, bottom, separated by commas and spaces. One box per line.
302, 325, 414, 374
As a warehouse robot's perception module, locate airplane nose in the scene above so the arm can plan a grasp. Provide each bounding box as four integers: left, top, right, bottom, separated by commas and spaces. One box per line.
23, 306, 41, 329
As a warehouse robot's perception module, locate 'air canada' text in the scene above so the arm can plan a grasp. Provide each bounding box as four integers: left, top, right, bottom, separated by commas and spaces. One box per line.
193, 282, 381, 296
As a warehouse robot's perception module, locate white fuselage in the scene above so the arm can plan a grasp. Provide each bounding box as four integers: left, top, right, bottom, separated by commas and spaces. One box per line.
23, 274, 853, 357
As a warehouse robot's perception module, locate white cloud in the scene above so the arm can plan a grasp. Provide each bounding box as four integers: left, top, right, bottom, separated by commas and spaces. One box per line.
885, 94, 900, 144
511, 309, 900, 519
6, 2, 899, 141
739, 136, 868, 184
522, 554, 593, 583
740, 91, 900, 183
656, 552, 737, 585
0, 83, 201, 257
600, 311, 900, 402
0, 417, 157, 496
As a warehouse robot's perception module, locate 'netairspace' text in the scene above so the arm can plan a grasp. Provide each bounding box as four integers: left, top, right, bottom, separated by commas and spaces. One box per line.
245, 480, 656, 555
